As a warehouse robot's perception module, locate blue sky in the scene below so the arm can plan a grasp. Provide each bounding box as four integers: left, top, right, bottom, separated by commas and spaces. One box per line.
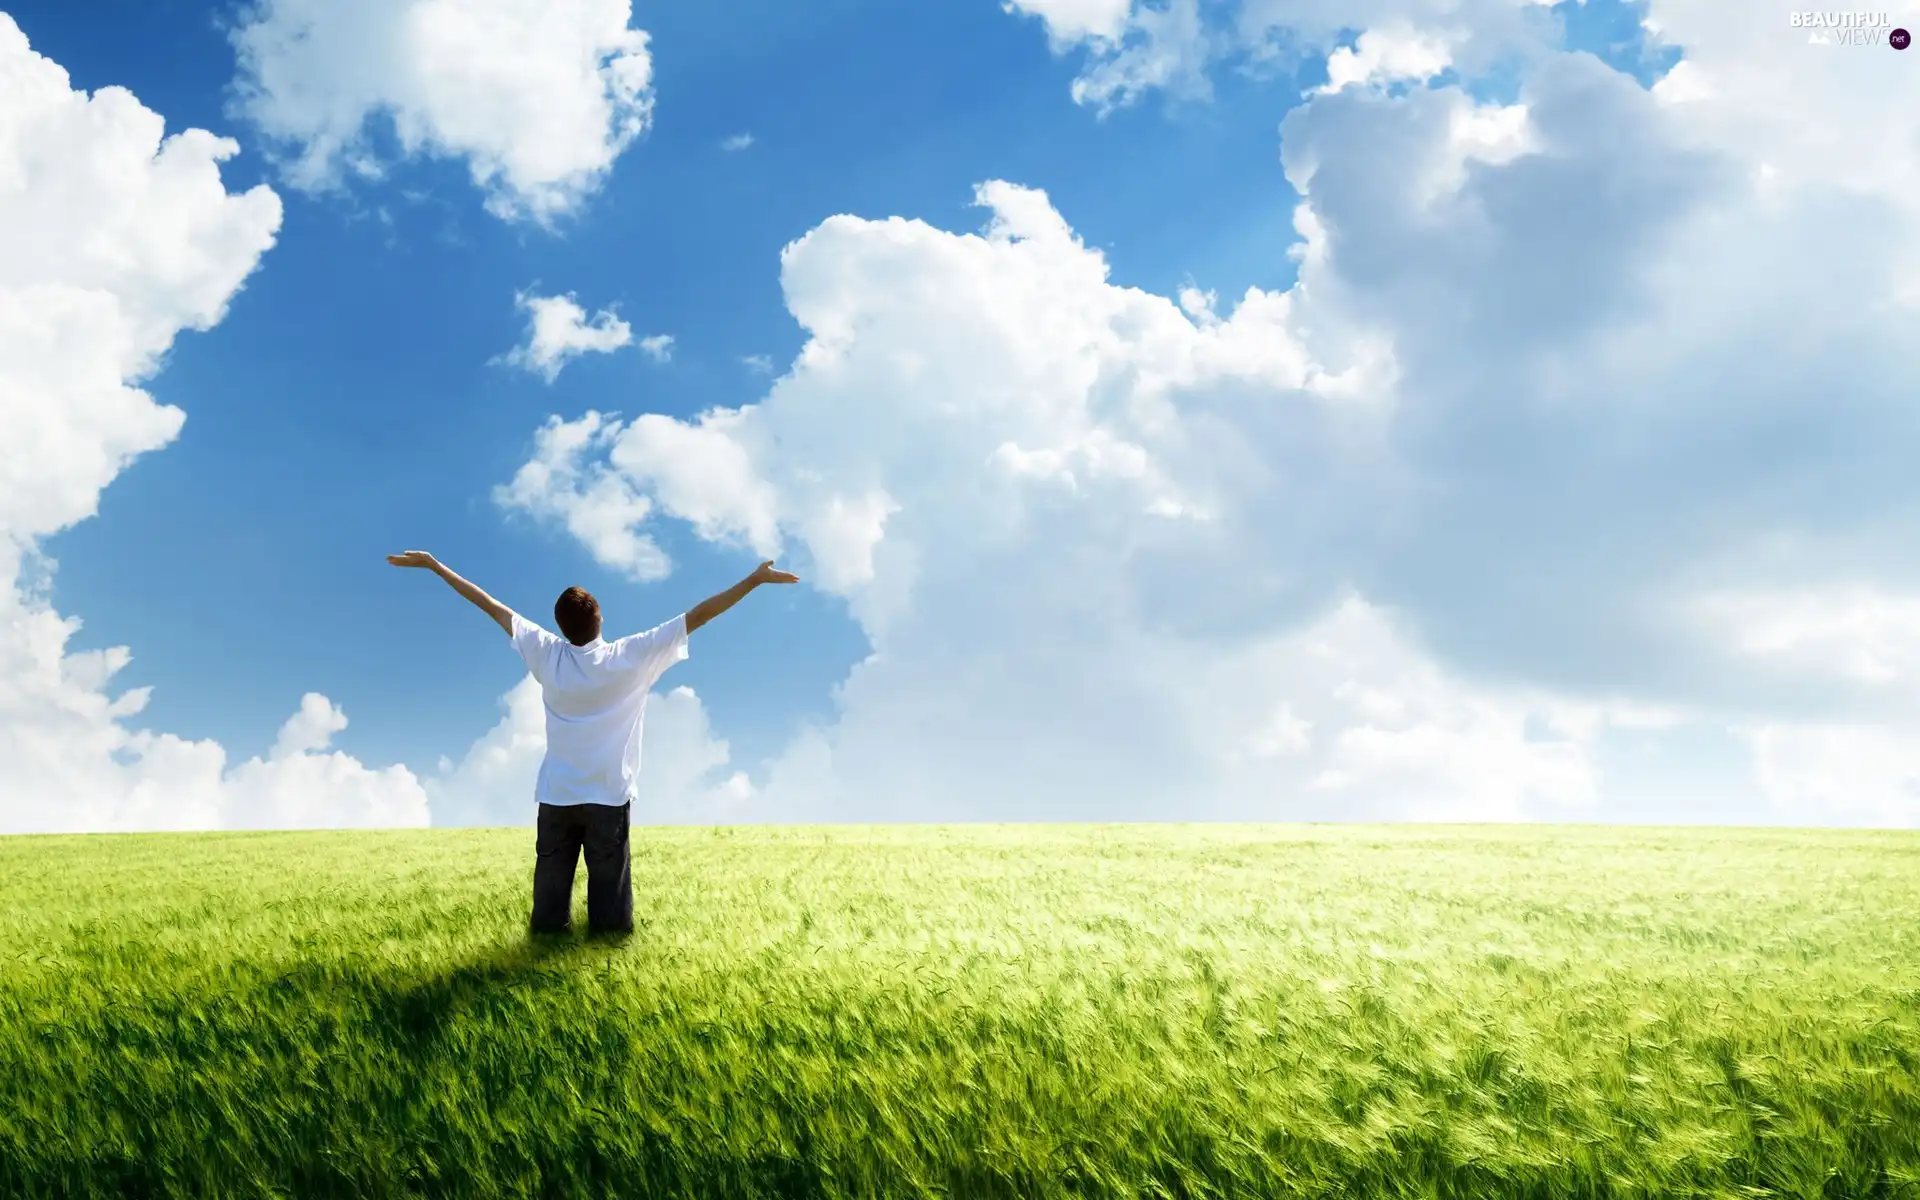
5, 0, 1919, 832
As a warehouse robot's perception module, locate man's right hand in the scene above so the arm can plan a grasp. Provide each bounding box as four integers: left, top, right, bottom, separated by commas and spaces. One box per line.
750, 560, 800, 585
387, 550, 440, 570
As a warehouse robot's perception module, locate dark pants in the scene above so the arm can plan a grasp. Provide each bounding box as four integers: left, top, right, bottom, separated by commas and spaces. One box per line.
530, 801, 633, 935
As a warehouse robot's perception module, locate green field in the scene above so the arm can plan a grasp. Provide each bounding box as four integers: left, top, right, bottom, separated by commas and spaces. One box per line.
3, 824, 1918, 1199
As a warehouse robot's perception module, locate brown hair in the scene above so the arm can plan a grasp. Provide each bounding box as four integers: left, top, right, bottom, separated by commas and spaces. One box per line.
554, 587, 602, 646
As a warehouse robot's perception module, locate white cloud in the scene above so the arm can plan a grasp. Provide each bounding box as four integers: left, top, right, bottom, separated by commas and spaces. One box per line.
425, 677, 547, 826
1646, 0, 1920, 209
741, 353, 776, 375
1010, 0, 1218, 112
1, 30, 277, 543
0, 16, 433, 835
1264, 36, 1918, 727
770, 585, 1619, 823
720, 132, 754, 152
1682, 586, 1920, 688
493, 411, 672, 580
499, 290, 633, 381
222, 698, 431, 830
1279, 603, 1603, 822
498, 180, 1652, 822
1070, 0, 1215, 113
498, 403, 788, 573
607, 411, 785, 554
1004, 0, 1135, 45
1316, 24, 1454, 94
227, 0, 654, 223
272, 692, 349, 757
1266, 13, 1920, 823
638, 686, 756, 823
638, 333, 673, 362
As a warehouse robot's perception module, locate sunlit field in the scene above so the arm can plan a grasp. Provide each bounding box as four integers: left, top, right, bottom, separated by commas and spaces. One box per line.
2, 823, 1917, 1199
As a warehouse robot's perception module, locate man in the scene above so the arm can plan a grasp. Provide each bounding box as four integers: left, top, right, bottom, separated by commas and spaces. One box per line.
386, 550, 799, 936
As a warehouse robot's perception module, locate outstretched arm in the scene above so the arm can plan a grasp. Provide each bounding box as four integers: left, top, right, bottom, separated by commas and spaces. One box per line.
685, 560, 799, 635
387, 550, 512, 636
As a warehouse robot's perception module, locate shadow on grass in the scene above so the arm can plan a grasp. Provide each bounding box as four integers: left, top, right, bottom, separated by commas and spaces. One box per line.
343, 930, 603, 1050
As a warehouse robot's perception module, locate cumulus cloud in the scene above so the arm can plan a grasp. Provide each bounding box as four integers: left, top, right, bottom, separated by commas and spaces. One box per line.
499, 290, 633, 381
638, 333, 673, 362
1682, 586, 1920, 689
1315, 24, 1454, 94
227, 0, 654, 223
0, 16, 434, 835
1008, 0, 1214, 112
1645, 0, 1920, 208
1268, 41, 1915, 724
220, 697, 429, 831
1005, 0, 1135, 45
501, 0, 1920, 827
493, 411, 672, 580
497, 180, 1650, 822
1276, 7, 1920, 821
633, 687, 755, 823
424, 678, 548, 826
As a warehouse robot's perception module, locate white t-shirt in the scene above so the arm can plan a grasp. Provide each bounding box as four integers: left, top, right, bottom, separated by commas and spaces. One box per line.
508, 610, 689, 808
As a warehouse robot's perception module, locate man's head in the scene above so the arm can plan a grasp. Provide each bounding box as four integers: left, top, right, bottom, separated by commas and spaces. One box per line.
554, 587, 602, 646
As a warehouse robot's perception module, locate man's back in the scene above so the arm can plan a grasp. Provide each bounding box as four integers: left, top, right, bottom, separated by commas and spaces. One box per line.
509, 611, 688, 807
